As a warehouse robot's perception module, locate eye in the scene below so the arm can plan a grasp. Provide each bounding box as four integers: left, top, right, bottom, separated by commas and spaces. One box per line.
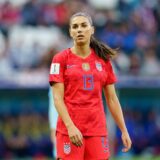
82, 24, 87, 28
72, 24, 78, 29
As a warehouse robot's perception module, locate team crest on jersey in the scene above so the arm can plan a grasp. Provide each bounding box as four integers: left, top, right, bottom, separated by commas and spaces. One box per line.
82, 63, 90, 71
64, 142, 71, 154
101, 137, 109, 153
95, 62, 102, 71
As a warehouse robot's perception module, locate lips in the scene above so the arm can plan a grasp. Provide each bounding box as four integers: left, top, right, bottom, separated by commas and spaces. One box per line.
77, 35, 84, 38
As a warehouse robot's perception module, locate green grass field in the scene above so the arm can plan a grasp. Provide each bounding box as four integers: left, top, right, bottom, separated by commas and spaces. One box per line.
111, 156, 160, 160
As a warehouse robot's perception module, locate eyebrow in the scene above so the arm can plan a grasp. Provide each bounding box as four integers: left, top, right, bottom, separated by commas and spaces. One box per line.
72, 22, 88, 26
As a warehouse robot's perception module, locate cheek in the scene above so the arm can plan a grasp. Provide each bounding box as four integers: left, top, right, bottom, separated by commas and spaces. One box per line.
70, 29, 75, 36
84, 27, 92, 34
85, 30, 92, 38
70, 32, 76, 38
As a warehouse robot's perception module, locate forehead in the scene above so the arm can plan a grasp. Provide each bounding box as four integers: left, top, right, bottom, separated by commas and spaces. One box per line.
70, 16, 91, 25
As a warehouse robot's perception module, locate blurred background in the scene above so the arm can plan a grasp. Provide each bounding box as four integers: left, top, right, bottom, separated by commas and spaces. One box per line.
0, 0, 160, 159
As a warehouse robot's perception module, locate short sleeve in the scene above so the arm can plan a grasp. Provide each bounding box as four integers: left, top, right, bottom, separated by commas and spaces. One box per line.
104, 60, 117, 85
49, 53, 65, 85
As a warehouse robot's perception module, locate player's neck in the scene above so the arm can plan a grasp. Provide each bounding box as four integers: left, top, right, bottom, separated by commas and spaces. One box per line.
71, 45, 91, 58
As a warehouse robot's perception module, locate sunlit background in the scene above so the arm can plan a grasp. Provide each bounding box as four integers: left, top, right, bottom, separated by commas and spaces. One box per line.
0, 0, 160, 159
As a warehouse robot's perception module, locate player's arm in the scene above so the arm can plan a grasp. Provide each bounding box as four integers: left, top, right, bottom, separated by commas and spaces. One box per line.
51, 83, 83, 146
103, 84, 132, 152
50, 128, 56, 144
48, 88, 58, 145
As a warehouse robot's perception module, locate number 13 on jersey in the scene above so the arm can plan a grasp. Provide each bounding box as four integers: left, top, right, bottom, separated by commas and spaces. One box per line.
83, 75, 94, 91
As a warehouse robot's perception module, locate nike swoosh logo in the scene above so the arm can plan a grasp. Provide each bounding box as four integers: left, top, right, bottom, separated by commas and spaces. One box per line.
66, 65, 76, 68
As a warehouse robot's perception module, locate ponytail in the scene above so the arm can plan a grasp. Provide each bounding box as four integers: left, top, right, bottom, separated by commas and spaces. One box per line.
90, 36, 117, 61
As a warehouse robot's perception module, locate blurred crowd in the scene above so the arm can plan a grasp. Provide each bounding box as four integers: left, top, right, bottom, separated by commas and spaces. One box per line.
116, 107, 160, 157
0, 0, 160, 88
0, 112, 52, 159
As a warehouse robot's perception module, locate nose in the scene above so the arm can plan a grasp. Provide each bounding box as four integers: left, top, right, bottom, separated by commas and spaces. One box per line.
77, 26, 82, 33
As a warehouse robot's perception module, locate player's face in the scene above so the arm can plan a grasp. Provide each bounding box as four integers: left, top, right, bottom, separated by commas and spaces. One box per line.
69, 16, 94, 46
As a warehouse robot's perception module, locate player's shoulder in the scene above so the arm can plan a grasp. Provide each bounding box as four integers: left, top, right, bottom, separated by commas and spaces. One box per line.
54, 48, 70, 59
104, 59, 111, 64
93, 49, 111, 64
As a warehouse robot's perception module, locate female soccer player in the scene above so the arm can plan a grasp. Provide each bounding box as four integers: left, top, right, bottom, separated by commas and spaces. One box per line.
49, 12, 131, 160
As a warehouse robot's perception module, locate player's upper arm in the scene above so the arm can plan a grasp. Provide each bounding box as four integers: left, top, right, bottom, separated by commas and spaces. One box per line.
103, 84, 117, 102
51, 82, 64, 103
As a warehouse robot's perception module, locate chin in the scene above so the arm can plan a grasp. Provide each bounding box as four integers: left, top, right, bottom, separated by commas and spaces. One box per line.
76, 40, 86, 46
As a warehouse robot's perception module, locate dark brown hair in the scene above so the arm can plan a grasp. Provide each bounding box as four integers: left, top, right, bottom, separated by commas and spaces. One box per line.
70, 12, 117, 60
